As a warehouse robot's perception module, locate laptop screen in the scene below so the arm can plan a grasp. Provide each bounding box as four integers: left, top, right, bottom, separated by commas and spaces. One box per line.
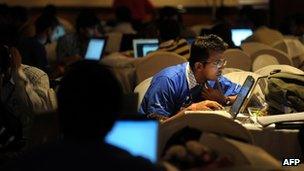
133, 39, 159, 58
230, 76, 255, 118
231, 29, 253, 46
85, 38, 106, 61
105, 119, 159, 163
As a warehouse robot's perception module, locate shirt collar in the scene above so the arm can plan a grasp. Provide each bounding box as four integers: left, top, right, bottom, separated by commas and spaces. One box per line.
186, 62, 199, 90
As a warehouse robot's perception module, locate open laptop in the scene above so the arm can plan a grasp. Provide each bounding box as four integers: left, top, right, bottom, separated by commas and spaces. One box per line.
84, 37, 107, 61
105, 115, 159, 163
133, 39, 159, 58
185, 75, 256, 119
231, 28, 253, 46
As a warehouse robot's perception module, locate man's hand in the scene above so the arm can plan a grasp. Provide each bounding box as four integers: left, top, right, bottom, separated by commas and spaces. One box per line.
188, 100, 224, 111
10, 47, 22, 70
201, 84, 226, 105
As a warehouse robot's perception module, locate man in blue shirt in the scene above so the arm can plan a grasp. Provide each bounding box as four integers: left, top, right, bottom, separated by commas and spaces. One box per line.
139, 35, 241, 121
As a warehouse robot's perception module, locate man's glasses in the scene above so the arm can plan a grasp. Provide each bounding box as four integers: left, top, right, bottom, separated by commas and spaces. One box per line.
202, 59, 227, 68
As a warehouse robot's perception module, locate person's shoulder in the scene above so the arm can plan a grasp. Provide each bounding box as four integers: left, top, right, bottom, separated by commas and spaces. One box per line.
22, 64, 49, 83
58, 33, 78, 42
153, 62, 187, 81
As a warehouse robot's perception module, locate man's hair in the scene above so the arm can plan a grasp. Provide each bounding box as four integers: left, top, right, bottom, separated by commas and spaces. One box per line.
76, 10, 100, 33
57, 60, 123, 140
189, 34, 228, 69
158, 6, 182, 23
35, 14, 59, 34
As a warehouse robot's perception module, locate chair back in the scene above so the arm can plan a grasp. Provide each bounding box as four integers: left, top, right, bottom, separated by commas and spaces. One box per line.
222, 68, 243, 75
159, 113, 253, 156
251, 49, 291, 68
134, 77, 153, 110
241, 42, 272, 56
135, 51, 186, 84
223, 49, 252, 71
272, 39, 304, 67
252, 54, 280, 72
254, 64, 304, 76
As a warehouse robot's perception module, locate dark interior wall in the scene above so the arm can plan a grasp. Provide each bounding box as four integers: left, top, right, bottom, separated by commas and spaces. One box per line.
270, 0, 304, 29
8, 3, 272, 30
26, 6, 240, 27
29, 7, 216, 26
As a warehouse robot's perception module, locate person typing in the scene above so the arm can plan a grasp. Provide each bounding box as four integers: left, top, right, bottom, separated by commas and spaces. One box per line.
139, 35, 241, 122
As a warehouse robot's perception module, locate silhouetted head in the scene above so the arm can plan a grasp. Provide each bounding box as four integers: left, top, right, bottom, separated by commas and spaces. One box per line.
0, 13, 18, 82
211, 22, 234, 47
76, 10, 101, 38
35, 14, 59, 35
57, 60, 123, 141
42, 4, 57, 17
158, 19, 181, 42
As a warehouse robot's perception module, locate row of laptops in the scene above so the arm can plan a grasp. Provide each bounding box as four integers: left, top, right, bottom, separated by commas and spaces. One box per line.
84, 38, 159, 60
83, 28, 253, 61
84, 37, 197, 61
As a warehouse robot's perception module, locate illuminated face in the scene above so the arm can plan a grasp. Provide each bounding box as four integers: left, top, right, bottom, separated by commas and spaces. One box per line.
84, 25, 101, 38
194, 51, 226, 83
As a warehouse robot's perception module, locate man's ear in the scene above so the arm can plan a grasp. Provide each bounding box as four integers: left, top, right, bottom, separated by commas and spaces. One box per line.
194, 62, 204, 71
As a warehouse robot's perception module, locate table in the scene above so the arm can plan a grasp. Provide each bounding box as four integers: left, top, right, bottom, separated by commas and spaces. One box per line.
244, 123, 302, 161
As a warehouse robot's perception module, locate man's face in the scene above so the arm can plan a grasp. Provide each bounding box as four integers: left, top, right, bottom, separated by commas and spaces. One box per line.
195, 51, 226, 82
82, 25, 101, 38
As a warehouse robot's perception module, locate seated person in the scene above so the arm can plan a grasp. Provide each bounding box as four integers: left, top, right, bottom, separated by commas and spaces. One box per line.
0, 15, 56, 138
18, 14, 59, 74
0, 46, 57, 139
157, 19, 190, 59
56, 10, 102, 72
110, 6, 137, 34
5, 61, 159, 171
158, 6, 196, 39
139, 35, 241, 122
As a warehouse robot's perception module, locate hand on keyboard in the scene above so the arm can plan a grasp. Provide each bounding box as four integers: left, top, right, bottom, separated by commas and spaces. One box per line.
201, 83, 226, 105
188, 100, 224, 111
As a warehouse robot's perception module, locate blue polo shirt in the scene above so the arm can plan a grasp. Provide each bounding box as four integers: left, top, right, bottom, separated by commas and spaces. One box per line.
139, 62, 241, 117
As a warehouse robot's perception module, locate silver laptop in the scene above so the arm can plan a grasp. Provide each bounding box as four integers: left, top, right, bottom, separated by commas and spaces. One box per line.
133, 39, 159, 58
105, 115, 159, 163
